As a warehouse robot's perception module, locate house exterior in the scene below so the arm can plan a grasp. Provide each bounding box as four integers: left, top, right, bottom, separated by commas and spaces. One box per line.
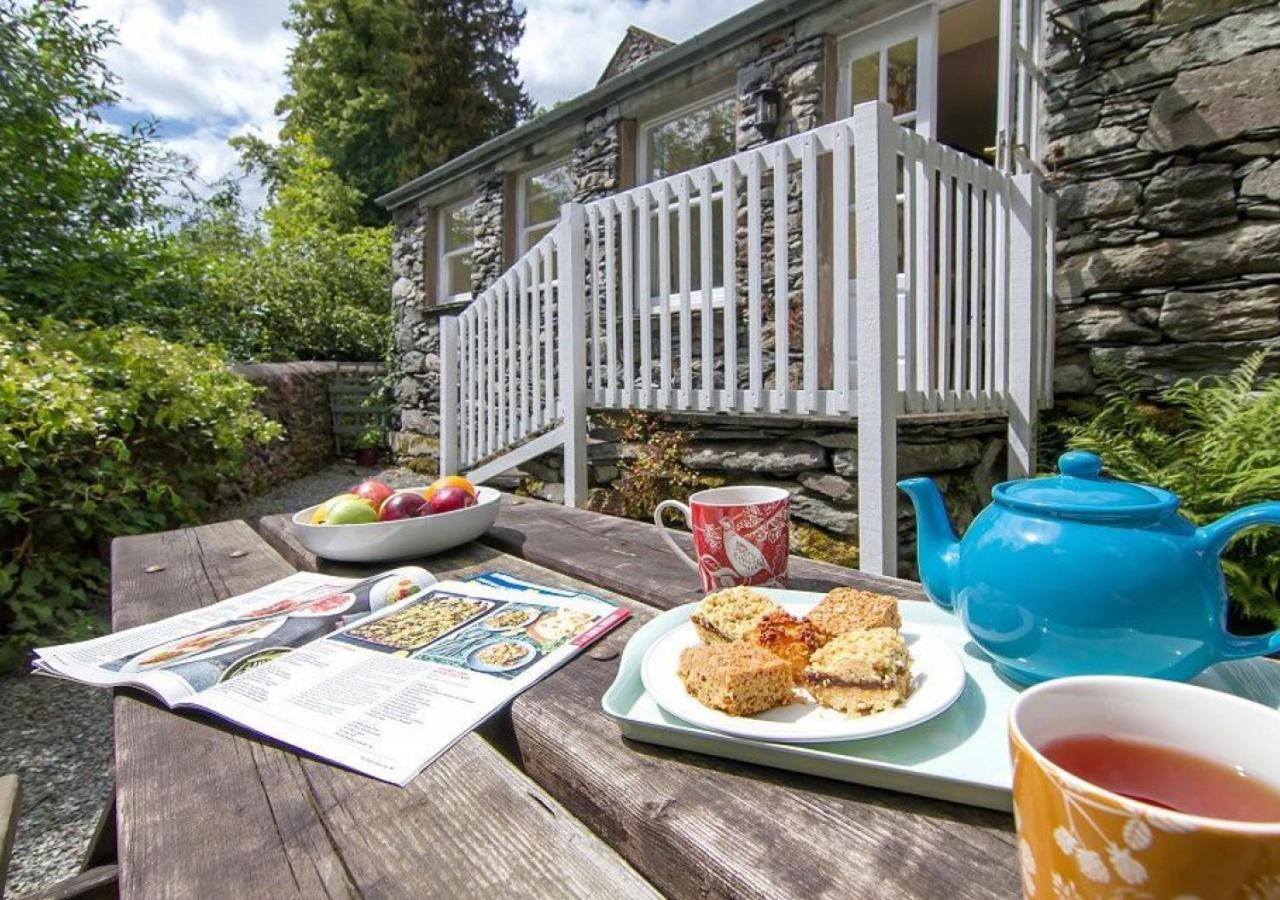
380, 0, 1280, 576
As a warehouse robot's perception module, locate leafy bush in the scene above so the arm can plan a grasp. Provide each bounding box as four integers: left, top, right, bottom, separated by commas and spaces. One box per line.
0, 0, 185, 327
1059, 353, 1280, 626
0, 312, 281, 666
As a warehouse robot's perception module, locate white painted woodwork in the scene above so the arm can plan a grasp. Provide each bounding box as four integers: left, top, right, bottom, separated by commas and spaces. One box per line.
435, 100, 1053, 576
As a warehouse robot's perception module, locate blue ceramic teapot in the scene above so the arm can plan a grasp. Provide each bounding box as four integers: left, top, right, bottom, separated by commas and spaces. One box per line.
898, 451, 1280, 685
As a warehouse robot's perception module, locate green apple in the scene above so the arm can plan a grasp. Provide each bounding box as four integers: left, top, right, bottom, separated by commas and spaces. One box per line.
324, 497, 379, 525
311, 492, 363, 524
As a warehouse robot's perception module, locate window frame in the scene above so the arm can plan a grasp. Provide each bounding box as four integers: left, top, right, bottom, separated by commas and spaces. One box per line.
636, 90, 738, 313
515, 157, 573, 255
437, 196, 478, 305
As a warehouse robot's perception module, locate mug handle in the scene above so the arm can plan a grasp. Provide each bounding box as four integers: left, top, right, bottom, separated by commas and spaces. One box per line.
1198, 501, 1280, 660
653, 500, 700, 574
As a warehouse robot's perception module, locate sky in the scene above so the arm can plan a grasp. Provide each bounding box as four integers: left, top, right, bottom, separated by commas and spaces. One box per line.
83, 0, 760, 209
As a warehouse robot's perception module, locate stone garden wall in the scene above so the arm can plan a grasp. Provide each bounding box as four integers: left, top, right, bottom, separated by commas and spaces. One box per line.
224, 361, 383, 502
1046, 0, 1280, 395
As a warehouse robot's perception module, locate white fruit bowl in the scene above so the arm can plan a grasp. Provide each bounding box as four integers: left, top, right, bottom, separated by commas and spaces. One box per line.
288, 486, 501, 562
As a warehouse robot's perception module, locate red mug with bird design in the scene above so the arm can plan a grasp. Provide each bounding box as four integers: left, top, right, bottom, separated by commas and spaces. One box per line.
654, 486, 790, 591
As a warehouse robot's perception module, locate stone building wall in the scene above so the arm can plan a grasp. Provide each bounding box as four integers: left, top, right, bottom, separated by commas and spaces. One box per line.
1046, 0, 1280, 395
471, 175, 507, 294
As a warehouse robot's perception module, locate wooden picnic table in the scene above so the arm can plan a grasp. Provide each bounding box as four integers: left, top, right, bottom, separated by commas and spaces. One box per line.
109, 495, 1018, 899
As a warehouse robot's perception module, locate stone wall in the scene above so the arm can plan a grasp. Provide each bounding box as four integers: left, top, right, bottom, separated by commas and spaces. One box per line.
1046, 0, 1280, 395
572, 111, 625, 202
390, 200, 441, 468
223, 361, 382, 502
471, 175, 507, 293
517, 412, 1007, 578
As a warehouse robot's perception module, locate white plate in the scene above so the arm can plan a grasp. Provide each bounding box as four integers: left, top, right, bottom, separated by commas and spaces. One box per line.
640, 602, 965, 744
289, 486, 501, 563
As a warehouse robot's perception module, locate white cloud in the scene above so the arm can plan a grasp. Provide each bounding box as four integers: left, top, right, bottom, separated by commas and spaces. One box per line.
82, 0, 759, 204
518, 0, 760, 107
81, 0, 290, 207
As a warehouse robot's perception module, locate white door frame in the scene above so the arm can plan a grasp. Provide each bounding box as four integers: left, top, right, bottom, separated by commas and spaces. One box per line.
835, 4, 939, 137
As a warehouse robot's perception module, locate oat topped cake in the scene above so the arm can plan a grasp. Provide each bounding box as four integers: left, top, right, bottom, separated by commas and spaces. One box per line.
806, 588, 901, 645
802, 627, 913, 717
677, 641, 795, 717
691, 586, 781, 644
745, 610, 819, 679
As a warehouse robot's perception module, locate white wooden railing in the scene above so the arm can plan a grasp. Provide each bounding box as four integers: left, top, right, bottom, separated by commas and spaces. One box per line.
437, 101, 1054, 575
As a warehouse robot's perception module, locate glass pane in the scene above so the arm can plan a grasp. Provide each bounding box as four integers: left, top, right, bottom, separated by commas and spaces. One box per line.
887, 38, 917, 117
525, 223, 555, 248
444, 202, 475, 252
646, 96, 737, 181
851, 52, 879, 106
445, 253, 472, 298
524, 163, 572, 229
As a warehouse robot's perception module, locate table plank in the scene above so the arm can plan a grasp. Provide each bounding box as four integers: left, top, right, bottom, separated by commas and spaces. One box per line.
509, 605, 1020, 899
484, 495, 930, 608
111, 521, 656, 899
259, 495, 929, 610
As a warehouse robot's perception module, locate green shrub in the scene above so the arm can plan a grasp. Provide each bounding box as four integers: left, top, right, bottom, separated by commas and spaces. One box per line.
0, 312, 281, 666
1059, 353, 1280, 626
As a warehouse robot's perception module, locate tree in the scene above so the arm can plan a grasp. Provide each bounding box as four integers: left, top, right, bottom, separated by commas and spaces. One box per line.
0, 0, 182, 325
391, 0, 533, 182
276, 0, 413, 221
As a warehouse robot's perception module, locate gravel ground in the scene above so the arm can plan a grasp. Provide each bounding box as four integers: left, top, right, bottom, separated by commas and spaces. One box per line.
0, 674, 113, 896
214, 462, 425, 525
0, 462, 427, 895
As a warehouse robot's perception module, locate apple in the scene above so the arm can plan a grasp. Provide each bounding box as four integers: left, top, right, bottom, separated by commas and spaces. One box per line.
311, 492, 362, 524
350, 480, 394, 509
428, 485, 477, 515
325, 497, 379, 525
379, 491, 428, 521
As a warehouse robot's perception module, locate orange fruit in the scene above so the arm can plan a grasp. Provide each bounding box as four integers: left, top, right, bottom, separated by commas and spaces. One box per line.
424, 475, 476, 501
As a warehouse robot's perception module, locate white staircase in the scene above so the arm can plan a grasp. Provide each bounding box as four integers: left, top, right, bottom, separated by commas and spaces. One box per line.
437, 100, 1055, 575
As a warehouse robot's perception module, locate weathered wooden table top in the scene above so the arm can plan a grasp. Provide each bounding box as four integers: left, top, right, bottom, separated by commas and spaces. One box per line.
112, 496, 1017, 899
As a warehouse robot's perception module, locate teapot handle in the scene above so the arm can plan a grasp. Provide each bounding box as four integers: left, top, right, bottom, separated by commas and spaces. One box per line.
1198, 502, 1280, 660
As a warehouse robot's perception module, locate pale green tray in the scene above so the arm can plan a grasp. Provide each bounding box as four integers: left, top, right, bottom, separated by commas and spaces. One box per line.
600, 588, 1280, 813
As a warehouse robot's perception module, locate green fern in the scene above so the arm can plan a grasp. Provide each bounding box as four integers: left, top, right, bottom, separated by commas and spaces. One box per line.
1059, 353, 1280, 626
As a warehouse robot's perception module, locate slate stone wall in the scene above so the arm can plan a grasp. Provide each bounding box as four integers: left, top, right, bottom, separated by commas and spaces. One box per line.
517, 412, 1007, 578
1046, 0, 1280, 395
471, 175, 507, 294
223, 361, 383, 502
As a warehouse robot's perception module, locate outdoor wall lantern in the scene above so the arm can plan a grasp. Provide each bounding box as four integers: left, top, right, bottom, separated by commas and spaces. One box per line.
755, 81, 782, 140
1047, 7, 1089, 65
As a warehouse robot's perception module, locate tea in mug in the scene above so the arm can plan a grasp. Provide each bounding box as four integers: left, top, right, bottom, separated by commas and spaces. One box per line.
1042, 734, 1280, 823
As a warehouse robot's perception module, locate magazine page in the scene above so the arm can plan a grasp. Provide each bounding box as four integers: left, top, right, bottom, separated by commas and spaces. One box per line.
34, 567, 438, 705
183, 578, 630, 785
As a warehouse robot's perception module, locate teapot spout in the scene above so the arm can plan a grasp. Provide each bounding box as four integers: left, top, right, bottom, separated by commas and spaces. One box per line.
897, 478, 960, 612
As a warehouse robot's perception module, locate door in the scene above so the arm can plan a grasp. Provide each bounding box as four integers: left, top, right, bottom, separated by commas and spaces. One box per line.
837, 6, 938, 134
837, 6, 939, 387
996, 0, 1045, 174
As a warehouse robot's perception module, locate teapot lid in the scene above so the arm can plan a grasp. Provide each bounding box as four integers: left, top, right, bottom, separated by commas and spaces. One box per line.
993, 451, 1179, 522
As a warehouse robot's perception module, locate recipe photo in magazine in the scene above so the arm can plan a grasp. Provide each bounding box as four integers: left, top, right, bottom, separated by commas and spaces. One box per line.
178, 579, 629, 784
33, 567, 440, 705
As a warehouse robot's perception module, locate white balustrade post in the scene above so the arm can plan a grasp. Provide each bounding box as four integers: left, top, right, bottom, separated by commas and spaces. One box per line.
853, 101, 900, 577
557, 203, 589, 507
438, 315, 460, 478
1007, 172, 1039, 478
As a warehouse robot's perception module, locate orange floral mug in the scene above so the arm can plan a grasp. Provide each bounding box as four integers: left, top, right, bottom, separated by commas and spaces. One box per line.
1009, 676, 1280, 899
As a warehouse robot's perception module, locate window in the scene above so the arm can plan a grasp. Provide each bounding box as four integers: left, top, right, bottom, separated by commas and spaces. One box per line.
518, 160, 573, 252
438, 199, 475, 303
640, 94, 737, 183
639, 94, 737, 307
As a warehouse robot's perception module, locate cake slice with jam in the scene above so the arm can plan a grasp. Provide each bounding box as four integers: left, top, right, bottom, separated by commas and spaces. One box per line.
801, 628, 913, 716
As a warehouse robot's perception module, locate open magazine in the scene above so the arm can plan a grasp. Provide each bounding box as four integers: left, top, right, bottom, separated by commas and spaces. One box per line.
34, 568, 629, 785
